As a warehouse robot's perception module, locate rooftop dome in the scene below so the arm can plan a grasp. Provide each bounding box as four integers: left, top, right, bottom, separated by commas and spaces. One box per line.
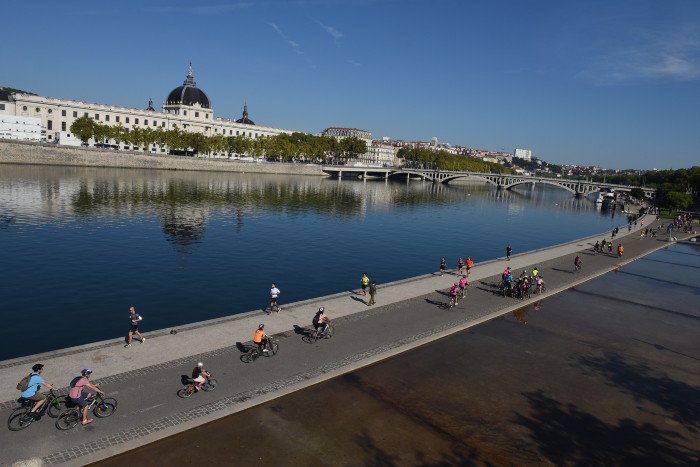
166, 64, 210, 109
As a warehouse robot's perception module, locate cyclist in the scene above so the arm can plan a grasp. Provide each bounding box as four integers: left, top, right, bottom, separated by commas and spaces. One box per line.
617, 243, 624, 257
532, 267, 539, 279
312, 307, 331, 336
191, 362, 210, 391
20, 363, 56, 418
254, 323, 269, 355
68, 369, 104, 426
458, 275, 468, 298
536, 275, 545, 294
449, 282, 460, 306
574, 256, 582, 272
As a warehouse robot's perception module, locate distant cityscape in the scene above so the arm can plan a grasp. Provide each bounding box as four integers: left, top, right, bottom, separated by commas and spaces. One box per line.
0, 65, 654, 178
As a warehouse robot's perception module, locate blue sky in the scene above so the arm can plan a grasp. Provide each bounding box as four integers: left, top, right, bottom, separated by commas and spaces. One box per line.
4, 0, 699, 170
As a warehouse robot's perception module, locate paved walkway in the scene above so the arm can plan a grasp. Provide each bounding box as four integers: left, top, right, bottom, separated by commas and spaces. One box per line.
1, 214, 693, 466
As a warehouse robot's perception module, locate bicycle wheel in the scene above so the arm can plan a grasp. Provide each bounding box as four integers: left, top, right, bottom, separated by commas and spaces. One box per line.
8, 408, 33, 431
323, 325, 334, 339
302, 334, 315, 344
241, 349, 257, 363
47, 396, 66, 418
202, 379, 217, 391
267, 342, 279, 356
55, 410, 80, 430
177, 386, 194, 398
94, 402, 116, 418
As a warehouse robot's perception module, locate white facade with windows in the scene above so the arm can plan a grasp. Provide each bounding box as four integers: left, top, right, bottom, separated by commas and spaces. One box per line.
0, 65, 294, 155
0, 115, 42, 142
513, 148, 532, 161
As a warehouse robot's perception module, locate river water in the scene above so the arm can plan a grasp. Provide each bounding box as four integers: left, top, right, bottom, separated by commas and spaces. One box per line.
0, 164, 631, 359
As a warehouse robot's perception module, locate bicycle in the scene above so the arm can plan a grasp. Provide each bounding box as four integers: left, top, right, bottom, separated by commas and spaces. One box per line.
240, 337, 279, 363
7, 389, 65, 431
302, 322, 334, 343
177, 374, 218, 398
448, 294, 458, 309
55, 393, 117, 430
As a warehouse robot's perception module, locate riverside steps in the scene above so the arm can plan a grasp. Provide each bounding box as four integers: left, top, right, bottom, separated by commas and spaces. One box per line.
0, 214, 692, 466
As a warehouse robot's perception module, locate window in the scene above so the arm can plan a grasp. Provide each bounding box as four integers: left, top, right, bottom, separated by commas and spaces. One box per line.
73, 111, 78, 117
205, 114, 208, 119
161, 122, 165, 127
36, 107, 40, 112
144, 119, 148, 126
105, 115, 110, 122
95, 114, 100, 120
236, 131, 239, 136
61, 122, 66, 131
48, 109, 53, 114
116, 116, 120, 123
135, 118, 139, 124
61, 110, 66, 116
0, 104, 4, 110
126, 117, 130, 123
84, 112, 88, 117
153, 121, 157, 127
47, 120, 53, 130
22, 106, 27, 111
195, 112, 199, 118
229, 130, 232, 135
184, 110, 187, 116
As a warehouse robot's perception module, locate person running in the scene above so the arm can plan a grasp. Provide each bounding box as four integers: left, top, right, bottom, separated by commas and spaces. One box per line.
191, 362, 210, 391
506, 244, 512, 261
19, 363, 56, 417
68, 369, 104, 426
617, 243, 624, 258
594, 241, 600, 255
254, 324, 269, 354
125, 306, 145, 348
439, 257, 446, 276
466, 256, 474, 276
369, 281, 377, 305
574, 255, 582, 272
312, 307, 331, 335
269, 283, 281, 313
360, 273, 370, 296
607, 241, 613, 254
457, 258, 464, 276
458, 275, 468, 298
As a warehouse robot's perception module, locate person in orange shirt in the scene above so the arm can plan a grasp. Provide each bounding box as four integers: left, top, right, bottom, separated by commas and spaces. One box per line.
254, 324, 269, 355
617, 244, 624, 258
466, 256, 474, 276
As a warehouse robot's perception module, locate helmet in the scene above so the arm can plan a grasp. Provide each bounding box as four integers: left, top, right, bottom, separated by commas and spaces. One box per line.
81, 369, 92, 376
258, 323, 265, 329
318, 307, 325, 313
197, 362, 204, 367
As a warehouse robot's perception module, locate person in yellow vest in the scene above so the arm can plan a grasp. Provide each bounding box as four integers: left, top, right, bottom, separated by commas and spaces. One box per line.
360, 273, 370, 296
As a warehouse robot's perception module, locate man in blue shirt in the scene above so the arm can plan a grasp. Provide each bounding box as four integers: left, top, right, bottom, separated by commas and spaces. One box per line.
20, 364, 56, 417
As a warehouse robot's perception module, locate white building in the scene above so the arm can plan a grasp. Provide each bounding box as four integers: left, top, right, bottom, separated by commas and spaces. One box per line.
0, 115, 42, 142
513, 148, 532, 161
0, 65, 294, 155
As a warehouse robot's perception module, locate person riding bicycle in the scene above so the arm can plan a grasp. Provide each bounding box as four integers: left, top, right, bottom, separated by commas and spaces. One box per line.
532, 267, 539, 278
191, 362, 210, 391
536, 275, 545, 293
458, 275, 468, 298
19, 363, 56, 418
254, 324, 269, 354
312, 307, 331, 335
68, 369, 104, 426
449, 283, 460, 305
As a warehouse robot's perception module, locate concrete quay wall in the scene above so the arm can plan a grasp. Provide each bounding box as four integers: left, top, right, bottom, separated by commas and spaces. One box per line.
0, 140, 326, 176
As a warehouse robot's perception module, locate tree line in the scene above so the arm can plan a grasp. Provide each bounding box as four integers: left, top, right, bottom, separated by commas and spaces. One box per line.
398, 147, 511, 173
70, 116, 367, 163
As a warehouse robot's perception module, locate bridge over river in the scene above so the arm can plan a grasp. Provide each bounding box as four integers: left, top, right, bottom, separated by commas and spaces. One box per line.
322, 166, 657, 198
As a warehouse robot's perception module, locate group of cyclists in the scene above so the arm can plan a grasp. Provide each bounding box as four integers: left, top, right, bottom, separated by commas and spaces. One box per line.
15, 306, 334, 428
17, 365, 104, 427
501, 266, 545, 299
594, 239, 625, 257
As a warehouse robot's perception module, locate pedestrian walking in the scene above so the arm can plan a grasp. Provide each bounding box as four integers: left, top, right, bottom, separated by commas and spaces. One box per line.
457, 258, 464, 276
360, 273, 370, 296
439, 257, 446, 276
125, 306, 145, 348
368, 281, 377, 305
269, 283, 281, 313
506, 244, 512, 261
574, 255, 582, 272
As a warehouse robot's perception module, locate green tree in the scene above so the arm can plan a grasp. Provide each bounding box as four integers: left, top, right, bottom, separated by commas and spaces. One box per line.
70, 116, 96, 144
663, 191, 692, 210
629, 187, 646, 200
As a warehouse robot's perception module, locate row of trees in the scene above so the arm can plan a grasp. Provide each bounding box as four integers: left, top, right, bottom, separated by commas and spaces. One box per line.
398, 147, 512, 173
70, 117, 367, 162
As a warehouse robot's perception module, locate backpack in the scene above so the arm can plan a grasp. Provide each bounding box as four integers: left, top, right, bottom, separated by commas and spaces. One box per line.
16, 373, 32, 391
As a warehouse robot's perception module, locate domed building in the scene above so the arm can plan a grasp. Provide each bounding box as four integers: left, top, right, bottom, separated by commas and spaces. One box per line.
0, 63, 295, 156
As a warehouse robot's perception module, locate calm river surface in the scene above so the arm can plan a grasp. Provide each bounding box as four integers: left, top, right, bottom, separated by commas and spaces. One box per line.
0, 164, 630, 359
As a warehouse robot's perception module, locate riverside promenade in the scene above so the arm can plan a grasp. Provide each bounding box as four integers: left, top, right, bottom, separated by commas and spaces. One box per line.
0, 214, 691, 466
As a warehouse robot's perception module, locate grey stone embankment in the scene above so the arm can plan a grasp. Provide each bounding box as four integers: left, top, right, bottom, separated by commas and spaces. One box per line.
0, 140, 326, 176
